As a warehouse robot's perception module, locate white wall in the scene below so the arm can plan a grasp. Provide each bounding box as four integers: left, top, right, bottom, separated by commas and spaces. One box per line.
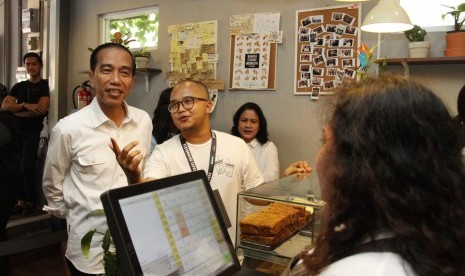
67, 0, 465, 175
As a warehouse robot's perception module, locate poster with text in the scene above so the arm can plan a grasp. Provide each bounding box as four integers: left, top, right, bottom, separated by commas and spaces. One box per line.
231, 34, 271, 89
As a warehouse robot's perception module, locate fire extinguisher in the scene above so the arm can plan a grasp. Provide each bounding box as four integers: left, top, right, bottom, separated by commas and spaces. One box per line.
72, 81, 93, 109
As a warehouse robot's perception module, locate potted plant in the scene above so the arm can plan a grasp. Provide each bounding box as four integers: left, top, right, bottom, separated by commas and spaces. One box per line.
81, 210, 123, 276
442, 3, 465, 56
132, 47, 151, 69
404, 25, 430, 58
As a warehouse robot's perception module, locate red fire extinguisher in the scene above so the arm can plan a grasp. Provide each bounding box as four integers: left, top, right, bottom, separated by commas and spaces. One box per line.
72, 81, 93, 109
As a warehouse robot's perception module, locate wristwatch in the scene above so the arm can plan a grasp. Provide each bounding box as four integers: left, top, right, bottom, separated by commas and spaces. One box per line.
20, 102, 26, 111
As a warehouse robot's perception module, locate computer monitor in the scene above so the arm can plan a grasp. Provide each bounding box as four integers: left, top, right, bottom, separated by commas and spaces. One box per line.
101, 170, 241, 276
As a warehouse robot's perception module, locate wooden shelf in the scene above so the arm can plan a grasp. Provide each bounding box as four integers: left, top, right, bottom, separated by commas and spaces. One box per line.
375, 57, 465, 78
136, 67, 162, 74
377, 56, 465, 65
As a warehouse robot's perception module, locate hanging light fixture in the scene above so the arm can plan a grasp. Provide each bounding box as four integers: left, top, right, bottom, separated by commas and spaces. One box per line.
361, 0, 413, 33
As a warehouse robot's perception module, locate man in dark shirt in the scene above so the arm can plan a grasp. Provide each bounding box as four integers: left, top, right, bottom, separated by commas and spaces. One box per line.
1, 53, 50, 214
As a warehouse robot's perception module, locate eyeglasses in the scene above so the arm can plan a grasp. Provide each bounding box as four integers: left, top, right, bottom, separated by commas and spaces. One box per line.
167, 96, 209, 113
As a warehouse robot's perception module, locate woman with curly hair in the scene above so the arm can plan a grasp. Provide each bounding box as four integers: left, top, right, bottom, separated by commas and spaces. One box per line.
231, 102, 279, 182
284, 74, 465, 275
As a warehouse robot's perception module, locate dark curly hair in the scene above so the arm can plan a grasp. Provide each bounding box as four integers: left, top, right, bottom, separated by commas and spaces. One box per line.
231, 102, 269, 144
457, 85, 465, 124
303, 74, 465, 275
152, 88, 179, 144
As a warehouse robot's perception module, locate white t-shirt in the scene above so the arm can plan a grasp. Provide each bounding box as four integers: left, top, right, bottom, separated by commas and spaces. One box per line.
144, 130, 264, 239
42, 99, 152, 274
319, 252, 416, 276
248, 139, 279, 183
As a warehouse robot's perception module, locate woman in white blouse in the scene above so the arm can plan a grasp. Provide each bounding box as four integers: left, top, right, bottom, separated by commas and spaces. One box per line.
231, 102, 279, 183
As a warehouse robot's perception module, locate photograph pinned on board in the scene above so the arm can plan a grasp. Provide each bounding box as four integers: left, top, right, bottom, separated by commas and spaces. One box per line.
311, 86, 320, 100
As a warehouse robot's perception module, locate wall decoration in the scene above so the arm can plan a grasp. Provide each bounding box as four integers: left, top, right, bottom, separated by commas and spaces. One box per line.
167, 21, 223, 90
229, 12, 281, 90
294, 4, 361, 96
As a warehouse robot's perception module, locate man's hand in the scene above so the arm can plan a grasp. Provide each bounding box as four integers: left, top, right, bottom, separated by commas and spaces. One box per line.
110, 138, 144, 184
284, 161, 313, 177
25, 103, 48, 115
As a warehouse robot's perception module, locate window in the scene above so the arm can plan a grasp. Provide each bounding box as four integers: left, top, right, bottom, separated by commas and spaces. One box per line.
100, 6, 159, 49
400, 0, 463, 32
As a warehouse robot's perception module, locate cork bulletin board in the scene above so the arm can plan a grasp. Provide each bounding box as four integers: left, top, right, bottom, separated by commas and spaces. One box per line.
294, 4, 361, 96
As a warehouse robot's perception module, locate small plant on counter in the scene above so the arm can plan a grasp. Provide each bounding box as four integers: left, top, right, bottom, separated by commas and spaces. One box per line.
404, 25, 427, 42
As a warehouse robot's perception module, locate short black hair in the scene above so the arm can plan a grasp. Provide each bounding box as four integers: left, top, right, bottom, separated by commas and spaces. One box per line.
231, 102, 269, 144
23, 52, 43, 66
173, 79, 209, 99
90, 43, 136, 76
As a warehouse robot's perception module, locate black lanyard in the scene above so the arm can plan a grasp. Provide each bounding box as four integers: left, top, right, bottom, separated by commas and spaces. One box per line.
180, 131, 216, 183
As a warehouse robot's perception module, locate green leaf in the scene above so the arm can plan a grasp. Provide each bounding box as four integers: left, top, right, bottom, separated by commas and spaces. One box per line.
81, 230, 96, 258
86, 209, 105, 220
102, 229, 111, 253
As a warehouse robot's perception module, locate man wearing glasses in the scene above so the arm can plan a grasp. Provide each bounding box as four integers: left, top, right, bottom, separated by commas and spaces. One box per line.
112, 79, 264, 239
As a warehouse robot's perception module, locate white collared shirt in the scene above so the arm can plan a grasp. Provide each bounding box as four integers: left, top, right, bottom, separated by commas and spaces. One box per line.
248, 138, 279, 183
42, 99, 152, 274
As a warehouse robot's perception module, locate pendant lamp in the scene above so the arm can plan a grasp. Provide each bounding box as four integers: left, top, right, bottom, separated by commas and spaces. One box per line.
361, 0, 413, 33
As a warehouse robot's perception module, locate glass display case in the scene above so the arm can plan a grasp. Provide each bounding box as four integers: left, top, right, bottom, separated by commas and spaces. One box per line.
236, 173, 325, 266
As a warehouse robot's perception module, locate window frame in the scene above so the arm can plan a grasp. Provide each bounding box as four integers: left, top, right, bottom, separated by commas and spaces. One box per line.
99, 6, 159, 50
400, 0, 463, 32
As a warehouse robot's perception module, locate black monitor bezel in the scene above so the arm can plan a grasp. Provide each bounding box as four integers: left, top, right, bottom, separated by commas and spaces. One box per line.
100, 170, 241, 276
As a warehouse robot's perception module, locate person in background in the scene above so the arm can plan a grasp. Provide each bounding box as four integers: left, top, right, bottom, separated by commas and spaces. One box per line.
457, 84, 465, 125
456, 84, 465, 150
0, 110, 23, 275
111, 79, 264, 240
150, 87, 179, 152
231, 102, 279, 183
1, 53, 50, 215
42, 42, 152, 275
0, 83, 7, 105
283, 74, 465, 276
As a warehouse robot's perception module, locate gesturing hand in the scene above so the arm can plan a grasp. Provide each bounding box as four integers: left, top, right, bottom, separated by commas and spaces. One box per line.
109, 138, 143, 184
284, 160, 313, 177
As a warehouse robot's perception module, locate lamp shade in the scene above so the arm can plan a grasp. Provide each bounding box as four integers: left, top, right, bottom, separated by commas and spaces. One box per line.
361, 0, 413, 33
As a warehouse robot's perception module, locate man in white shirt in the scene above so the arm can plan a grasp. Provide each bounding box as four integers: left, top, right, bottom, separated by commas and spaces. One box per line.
43, 43, 152, 275
112, 79, 264, 239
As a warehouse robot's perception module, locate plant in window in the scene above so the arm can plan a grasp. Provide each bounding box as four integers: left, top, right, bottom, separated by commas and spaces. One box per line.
132, 47, 151, 58
442, 3, 465, 32
110, 32, 136, 47
87, 32, 136, 52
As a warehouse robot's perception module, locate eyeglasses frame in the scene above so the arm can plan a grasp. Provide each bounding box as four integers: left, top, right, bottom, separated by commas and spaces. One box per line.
167, 96, 209, 113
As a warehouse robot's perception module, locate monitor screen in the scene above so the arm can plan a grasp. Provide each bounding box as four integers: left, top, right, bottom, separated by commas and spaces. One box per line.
101, 171, 240, 276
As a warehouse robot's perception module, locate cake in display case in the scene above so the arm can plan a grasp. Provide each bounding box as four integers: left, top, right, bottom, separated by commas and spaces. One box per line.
236, 173, 325, 265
